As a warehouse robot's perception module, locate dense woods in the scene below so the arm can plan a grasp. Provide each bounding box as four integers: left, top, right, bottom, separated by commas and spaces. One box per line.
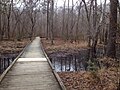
0, 0, 120, 59
0, 0, 120, 90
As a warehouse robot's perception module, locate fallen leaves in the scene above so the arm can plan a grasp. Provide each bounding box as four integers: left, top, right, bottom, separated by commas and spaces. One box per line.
99, 57, 119, 67
58, 68, 119, 90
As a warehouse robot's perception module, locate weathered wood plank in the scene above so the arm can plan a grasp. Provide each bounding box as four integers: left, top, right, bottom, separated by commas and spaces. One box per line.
0, 37, 61, 90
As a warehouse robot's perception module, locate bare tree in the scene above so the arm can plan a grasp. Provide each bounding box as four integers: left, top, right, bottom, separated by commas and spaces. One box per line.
62, 0, 66, 40
23, 0, 38, 40
82, 0, 94, 47
106, 0, 118, 58
46, 0, 50, 40
50, 0, 54, 45
75, 1, 82, 42
66, 0, 70, 41
0, 0, 2, 40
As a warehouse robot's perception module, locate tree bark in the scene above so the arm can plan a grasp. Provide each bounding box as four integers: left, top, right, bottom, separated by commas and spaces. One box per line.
66, 0, 70, 41
106, 0, 117, 58
0, 0, 2, 41
75, 1, 82, 42
46, 0, 50, 40
82, 0, 94, 47
50, 0, 54, 45
62, 0, 66, 40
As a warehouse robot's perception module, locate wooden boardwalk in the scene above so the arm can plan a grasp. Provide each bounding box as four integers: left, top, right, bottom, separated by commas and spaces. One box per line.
0, 37, 61, 90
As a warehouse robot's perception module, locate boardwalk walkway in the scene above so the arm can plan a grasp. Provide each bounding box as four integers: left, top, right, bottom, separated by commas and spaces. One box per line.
0, 37, 61, 90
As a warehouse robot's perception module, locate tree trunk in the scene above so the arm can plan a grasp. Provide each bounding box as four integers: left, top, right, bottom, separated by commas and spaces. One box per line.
75, 2, 82, 42
106, 0, 117, 58
0, 0, 2, 41
7, 0, 13, 39
82, 0, 94, 47
62, 0, 66, 40
66, 0, 70, 41
46, 0, 50, 40
50, 0, 54, 45
70, 0, 74, 43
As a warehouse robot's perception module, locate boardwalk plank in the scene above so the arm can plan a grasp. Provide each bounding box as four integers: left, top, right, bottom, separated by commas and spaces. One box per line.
0, 37, 61, 90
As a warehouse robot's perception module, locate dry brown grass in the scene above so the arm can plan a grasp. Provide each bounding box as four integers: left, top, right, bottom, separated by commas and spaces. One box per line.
0, 39, 30, 54
41, 38, 88, 54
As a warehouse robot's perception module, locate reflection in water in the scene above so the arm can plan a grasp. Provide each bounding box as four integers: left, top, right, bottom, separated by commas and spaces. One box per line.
0, 53, 18, 74
49, 48, 104, 72
50, 55, 88, 72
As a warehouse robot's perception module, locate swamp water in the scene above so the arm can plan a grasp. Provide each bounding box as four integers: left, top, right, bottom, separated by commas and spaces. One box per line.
49, 48, 104, 72
0, 53, 18, 74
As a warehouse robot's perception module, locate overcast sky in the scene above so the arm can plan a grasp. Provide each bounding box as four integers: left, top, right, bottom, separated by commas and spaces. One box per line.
15, 0, 110, 8
56, 0, 109, 7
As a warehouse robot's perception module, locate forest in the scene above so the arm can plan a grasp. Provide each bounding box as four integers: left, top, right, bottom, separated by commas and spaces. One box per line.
0, 0, 120, 90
